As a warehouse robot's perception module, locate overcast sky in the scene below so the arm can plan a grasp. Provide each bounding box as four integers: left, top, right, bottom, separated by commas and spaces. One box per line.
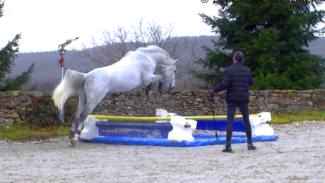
1, 0, 324, 53
0, 0, 219, 53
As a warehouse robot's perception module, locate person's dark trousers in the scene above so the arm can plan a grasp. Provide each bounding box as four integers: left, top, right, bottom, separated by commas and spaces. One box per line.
226, 103, 252, 148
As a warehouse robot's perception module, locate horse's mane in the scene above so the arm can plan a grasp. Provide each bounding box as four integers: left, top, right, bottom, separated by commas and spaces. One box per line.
123, 45, 169, 58
137, 45, 168, 55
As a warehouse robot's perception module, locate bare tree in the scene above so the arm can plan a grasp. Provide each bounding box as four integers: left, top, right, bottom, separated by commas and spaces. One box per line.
72, 18, 205, 91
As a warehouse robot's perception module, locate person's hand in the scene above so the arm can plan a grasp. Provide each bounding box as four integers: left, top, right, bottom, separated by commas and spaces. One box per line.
209, 89, 215, 96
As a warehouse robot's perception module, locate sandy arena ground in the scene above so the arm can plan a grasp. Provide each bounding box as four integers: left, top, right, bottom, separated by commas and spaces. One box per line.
0, 121, 325, 183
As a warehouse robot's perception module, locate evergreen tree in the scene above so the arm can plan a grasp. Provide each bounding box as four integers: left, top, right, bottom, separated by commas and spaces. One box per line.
196, 1, 325, 90
0, 1, 35, 91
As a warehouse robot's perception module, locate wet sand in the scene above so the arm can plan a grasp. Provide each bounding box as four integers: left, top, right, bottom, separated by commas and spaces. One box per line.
0, 121, 325, 183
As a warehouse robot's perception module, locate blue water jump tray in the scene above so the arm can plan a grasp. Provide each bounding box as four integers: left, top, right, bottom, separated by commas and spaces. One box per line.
79, 119, 278, 147
79, 133, 278, 147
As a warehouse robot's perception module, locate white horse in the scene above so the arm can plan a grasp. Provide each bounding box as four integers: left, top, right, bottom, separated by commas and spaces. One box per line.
52, 45, 177, 147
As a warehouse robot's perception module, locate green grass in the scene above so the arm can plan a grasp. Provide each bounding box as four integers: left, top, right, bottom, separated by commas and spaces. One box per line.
0, 124, 70, 141
270, 110, 325, 124
0, 110, 324, 141
0, 90, 36, 94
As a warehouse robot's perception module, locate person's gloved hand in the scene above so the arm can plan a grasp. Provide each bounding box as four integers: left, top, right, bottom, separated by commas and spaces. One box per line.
209, 89, 215, 96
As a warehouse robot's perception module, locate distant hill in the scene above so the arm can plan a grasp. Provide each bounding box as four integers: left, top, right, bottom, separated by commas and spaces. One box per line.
7, 35, 325, 92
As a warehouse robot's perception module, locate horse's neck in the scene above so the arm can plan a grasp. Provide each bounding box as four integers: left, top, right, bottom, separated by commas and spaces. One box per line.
145, 52, 169, 68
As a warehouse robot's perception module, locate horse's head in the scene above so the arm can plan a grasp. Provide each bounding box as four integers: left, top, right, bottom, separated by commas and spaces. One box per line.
162, 59, 177, 90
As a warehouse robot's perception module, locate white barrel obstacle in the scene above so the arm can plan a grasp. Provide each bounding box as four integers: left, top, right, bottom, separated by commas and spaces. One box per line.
79, 109, 277, 147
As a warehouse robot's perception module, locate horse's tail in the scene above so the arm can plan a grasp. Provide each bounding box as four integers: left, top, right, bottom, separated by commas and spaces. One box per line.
52, 69, 86, 111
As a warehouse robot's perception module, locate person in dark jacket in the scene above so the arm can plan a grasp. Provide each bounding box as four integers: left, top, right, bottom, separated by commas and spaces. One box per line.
209, 51, 256, 153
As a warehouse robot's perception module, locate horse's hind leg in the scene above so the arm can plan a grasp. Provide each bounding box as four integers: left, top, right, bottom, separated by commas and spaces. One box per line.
69, 89, 87, 147
70, 87, 107, 147
70, 100, 103, 146
75, 102, 98, 135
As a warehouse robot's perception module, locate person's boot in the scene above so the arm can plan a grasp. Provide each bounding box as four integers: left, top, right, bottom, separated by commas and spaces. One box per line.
222, 144, 235, 153
223, 130, 234, 153
247, 143, 256, 150
246, 131, 256, 150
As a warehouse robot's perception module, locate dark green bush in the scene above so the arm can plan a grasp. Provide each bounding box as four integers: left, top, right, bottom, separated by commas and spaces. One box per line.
27, 95, 76, 128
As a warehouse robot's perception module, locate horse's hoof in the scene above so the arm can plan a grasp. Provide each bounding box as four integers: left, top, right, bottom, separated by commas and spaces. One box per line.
69, 139, 77, 147
68, 134, 79, 147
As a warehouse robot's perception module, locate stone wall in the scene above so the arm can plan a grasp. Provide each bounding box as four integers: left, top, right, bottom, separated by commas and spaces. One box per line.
0, 89, 324, 126
91, 89, 325, 116
0, 92, 49, 126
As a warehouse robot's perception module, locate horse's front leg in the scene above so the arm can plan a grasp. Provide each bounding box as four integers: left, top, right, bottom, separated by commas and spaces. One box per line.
143, 74, 163, 86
